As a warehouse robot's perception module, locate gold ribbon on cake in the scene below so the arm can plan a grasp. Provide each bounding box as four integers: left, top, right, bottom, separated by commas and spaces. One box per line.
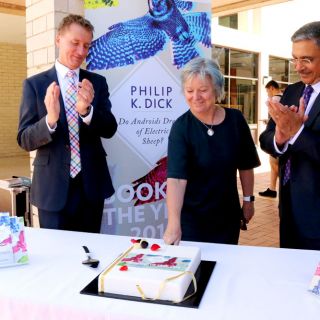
136, 270, 197, 303
99, 242, 198, 303
98, 244, 137, 292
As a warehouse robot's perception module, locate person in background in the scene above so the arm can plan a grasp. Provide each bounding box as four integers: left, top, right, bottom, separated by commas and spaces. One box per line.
259, 21, 320, 250
259, 80, 282, 198
17, 14, 117, 233
163, 57, 260, 245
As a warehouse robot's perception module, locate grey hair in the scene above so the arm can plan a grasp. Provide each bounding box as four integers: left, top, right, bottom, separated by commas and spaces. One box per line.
181, 57, 225, 103
291, 21, 320, 48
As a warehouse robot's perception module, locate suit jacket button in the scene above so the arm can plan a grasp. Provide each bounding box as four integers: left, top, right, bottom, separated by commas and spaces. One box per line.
65, 145, 70, 151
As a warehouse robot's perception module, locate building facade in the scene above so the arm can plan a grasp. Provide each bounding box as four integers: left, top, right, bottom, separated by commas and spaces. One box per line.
0, 0, 319, 153
212, 0, 320, 141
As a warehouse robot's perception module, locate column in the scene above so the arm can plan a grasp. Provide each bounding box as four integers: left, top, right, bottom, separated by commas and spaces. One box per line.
25, 0, 84, 226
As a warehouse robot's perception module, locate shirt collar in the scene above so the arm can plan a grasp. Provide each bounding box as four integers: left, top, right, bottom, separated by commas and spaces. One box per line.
307, 81, 320, 95
55, 59, 80, 79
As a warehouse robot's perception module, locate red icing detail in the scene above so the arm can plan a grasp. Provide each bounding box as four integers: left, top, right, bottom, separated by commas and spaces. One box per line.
122, 254, 144, 263
150, 244, 161, 251
120, 265, 128, 271
150, 257, 177, 267
130, 239, 138, 243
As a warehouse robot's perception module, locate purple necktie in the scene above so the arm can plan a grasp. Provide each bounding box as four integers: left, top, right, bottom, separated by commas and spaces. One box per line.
65, 70, 81, 178
283, 85, 313, 185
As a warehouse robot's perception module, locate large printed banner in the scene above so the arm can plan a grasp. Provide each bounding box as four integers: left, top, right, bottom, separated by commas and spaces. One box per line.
85, 0, 212, 238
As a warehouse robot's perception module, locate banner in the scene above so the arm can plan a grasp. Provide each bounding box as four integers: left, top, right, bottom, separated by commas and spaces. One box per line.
85, 0, 212, 238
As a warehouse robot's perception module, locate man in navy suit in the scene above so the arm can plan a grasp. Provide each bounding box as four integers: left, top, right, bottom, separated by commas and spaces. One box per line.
17, 14, 117, 233
260, 21, 320, 250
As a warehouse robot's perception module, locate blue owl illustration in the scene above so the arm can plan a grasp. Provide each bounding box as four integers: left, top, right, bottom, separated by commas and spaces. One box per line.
86, 0, 211, 70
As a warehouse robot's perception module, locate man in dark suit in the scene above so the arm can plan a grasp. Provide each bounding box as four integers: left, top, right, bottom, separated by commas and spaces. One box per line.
259, 21, 320, 250
17, 14, 117, 233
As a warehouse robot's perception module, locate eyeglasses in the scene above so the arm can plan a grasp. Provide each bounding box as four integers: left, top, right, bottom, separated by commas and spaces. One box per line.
289, 58, 314, 66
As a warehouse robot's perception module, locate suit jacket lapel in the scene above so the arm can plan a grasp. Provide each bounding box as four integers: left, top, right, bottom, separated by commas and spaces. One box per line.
305, 91, 320, 127
79, 69, 84, 81
294, 83, 305, 105
79, 68, 89, 82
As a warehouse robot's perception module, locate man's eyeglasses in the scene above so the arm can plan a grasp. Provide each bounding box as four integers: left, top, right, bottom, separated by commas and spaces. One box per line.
289, 58, 314, 66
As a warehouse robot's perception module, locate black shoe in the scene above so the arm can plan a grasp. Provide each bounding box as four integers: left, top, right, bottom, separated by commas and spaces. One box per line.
259, 188, 277, 198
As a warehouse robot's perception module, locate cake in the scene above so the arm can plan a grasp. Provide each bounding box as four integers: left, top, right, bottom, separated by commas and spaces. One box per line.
98, 240, 201, 302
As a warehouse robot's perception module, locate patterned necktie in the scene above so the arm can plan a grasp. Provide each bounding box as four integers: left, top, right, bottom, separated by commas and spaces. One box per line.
283, 85, 313, 185
65, 70, 81, 178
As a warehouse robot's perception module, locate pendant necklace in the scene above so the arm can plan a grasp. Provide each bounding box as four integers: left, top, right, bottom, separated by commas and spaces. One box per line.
199, 107, 218, 136
205, 125, 214, 136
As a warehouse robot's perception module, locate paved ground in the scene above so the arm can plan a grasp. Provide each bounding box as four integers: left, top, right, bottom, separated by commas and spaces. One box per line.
0, 149, 280, 248
238, 171, 279, 247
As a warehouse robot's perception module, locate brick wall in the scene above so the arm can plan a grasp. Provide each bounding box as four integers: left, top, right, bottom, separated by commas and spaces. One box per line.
0, 42, 27, 157
26, 0, 84, 77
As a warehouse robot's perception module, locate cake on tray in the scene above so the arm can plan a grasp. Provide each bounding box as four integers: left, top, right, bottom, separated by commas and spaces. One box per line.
98, 240, 201, 302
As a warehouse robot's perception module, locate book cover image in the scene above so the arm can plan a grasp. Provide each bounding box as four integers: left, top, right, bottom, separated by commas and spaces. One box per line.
10, 216, 28, 264
309, 262, 320, 296
0, 213, 28, 267
119, 253, 191, 272
0, 214, 14, 266
85, 1, 212, 238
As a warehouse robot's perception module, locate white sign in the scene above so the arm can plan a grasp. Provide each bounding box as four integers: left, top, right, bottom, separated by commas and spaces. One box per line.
85, 0, 212, 238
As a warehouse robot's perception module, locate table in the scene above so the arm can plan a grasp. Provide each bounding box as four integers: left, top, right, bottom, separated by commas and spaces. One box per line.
0, 228, 319, 320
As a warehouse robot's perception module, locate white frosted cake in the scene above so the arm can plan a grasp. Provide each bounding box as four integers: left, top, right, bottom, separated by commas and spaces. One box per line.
98, 241, 201, 302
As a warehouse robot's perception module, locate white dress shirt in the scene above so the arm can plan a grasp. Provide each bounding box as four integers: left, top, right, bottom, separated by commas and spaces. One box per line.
46, 60, 93, 132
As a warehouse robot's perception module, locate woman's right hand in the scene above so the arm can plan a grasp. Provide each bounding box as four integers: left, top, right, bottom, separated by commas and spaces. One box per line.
163, 224, 182, 245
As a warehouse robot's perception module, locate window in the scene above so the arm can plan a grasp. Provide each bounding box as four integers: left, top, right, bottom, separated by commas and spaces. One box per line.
214, 47, 228, 75
213, 46, 258, 125
269, 56, 298, 88
229, 79, 257, 124
218, 14, 238, 30
230, 50, 258, 78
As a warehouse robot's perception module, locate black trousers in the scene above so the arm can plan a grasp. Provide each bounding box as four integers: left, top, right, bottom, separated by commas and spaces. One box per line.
38, 173, 104, 233
280, 183, 320, 250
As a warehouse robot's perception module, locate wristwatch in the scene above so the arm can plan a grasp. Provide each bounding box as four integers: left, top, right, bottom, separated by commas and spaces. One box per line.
243, 195, 255, 202
80, 105, 92, 118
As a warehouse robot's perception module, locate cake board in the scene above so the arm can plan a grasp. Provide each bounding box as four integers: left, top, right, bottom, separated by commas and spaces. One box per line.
80, 260, 216, 308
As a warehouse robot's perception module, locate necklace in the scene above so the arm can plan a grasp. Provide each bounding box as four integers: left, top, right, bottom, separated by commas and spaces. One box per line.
197, 107, 218, 136
201, 122, 214, 136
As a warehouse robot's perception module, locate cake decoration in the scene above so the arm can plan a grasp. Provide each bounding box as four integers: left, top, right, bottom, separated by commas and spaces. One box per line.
151, 244, 161, 251
140, 240, 149, 249
119, 265, 128, 271
98, 239, 200, 303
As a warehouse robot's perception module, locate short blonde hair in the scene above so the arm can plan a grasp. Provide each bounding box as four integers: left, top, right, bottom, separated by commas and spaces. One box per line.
58, 14, 94, 36
181, 57, 225, 103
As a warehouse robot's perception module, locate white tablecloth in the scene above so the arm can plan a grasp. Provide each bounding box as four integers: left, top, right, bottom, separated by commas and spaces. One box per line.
0, 227, 319, 320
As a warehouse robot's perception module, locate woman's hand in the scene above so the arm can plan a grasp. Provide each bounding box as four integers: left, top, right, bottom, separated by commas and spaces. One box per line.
242, 201, 254, 223
239, 169, 255, 224
163, 178, 187, 245
163, 223, 182, 245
